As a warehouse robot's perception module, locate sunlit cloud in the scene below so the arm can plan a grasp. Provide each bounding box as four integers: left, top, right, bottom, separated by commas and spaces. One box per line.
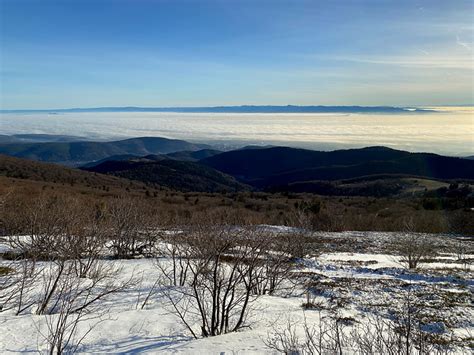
456, 35, 472, 51
327, 54, 472, 70
0, 109, 472, 156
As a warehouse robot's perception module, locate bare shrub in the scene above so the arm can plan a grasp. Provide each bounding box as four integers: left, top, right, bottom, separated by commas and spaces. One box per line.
36, 260, 132, 354
391, 219, 438, 269
251, 232, 311, 296
392, 234, 437, 269
105, 197, 158, 259
265, 311, 351, 355
0, 193, 132, 318
0, 257, 39, 314
155, 231, 192, 287
266, 305, 457, 355
3, 194, 80, 261
0, 193, 109, 280
290, 201, 345, 233
162, 225, 274, 338
446, 210, 474, 236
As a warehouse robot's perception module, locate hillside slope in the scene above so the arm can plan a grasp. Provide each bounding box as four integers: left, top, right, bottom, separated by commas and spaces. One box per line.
202, 146, 474, 189
165, 149, 222, 162
83, 158, 250, 192
0, 137, 210, 166
0, 154, 152, 192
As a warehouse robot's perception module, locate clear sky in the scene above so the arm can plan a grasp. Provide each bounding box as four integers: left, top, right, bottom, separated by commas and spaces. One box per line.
0, 0, 473, 109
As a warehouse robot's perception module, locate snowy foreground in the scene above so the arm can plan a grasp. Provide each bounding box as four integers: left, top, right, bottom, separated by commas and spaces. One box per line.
1, 229, 473, 354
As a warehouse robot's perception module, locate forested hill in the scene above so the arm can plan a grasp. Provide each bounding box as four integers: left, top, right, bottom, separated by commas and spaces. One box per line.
201, 146, 474, 188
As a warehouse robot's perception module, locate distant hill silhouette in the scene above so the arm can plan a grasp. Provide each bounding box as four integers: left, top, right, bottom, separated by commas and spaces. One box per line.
0, 137, 210, 166
201, 146, 474, 190
2, 105, 433, 114
0, 134, 90, 144
165, 149, 222, 162
82, 149, 222, 168
83, 158, 249, 193
81, 154, 142, 168
202, 146, 409, 178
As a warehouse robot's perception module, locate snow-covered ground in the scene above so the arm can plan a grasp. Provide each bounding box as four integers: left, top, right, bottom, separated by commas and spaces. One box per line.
1, 230, 472, 354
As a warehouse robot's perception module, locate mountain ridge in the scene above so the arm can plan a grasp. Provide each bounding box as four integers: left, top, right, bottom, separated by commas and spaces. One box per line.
1, 105, 434, 114
201, 146, 474, 190
83, 158, 250, 193
0, 137, 210, 166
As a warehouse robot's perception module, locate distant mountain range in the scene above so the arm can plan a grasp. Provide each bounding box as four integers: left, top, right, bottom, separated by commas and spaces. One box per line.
0, 134, 90, 144
202, 146, 474, 189
0, 137, 210, 166
0, 134, 473, 194
81, 149, 222, 168
80, 144, 473, 194
1, 105, 434, 114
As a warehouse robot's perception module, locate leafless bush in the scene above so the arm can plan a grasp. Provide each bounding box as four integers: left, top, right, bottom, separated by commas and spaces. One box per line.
155, 231, 192, 287
0, 195, 74, 314
0, 193, 133, 316
266, 305, 457, 355
0, 257, 39, 314
105, 197, 158, 259
290, 202, 346, 233
3, 194, 79, 261
265, 318, 304, 355
162, 225, 276, 338
391, 219, 438, 269
1, 256, 132, 353
446, 210, 474, 236
1, 194, 108, 274
265, 311, 352, 355
251, 232, 310, 296
392, 234, 437, 269
36, 260, 132, 354
159, 225, 315, 338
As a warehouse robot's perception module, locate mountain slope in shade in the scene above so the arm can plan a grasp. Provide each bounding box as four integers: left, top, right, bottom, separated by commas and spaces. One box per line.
83, 158, 250, 193
0, 137, 210, 166
81, 154, 142, 168
82, 149, 222, 168
201, 146, 474, 190
201, 146, 411, 178
165, 149, 222, 162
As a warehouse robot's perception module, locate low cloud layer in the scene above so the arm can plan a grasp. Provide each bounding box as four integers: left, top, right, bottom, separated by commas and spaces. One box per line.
1, 109, 472, 156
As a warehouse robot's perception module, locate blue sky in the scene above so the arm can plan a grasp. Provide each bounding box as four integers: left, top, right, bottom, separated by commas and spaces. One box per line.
1, 0, 473, 109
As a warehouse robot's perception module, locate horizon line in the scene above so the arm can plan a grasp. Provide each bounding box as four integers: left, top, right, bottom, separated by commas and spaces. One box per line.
1, 104, 462, 114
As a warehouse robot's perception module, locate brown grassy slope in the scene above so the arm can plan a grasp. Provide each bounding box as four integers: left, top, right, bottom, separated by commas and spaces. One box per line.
0, 154, 160, 194
0, 154, 468, 234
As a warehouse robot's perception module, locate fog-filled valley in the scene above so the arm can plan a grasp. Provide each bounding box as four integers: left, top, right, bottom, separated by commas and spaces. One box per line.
1, 106, 472, 156
1, 129, 473, 353
1, 0, 473, 353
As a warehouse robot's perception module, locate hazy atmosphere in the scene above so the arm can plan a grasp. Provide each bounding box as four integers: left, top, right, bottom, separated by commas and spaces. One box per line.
1, 0, 473, 108
1, 1, 473, 354
1, 107, 473, 156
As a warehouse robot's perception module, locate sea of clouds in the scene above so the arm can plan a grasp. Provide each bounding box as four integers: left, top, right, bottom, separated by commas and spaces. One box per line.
1, 109, 472, 156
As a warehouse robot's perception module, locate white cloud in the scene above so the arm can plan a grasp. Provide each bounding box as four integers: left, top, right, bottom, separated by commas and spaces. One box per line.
329, 54, 472, 70
456, 35, 472, 51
